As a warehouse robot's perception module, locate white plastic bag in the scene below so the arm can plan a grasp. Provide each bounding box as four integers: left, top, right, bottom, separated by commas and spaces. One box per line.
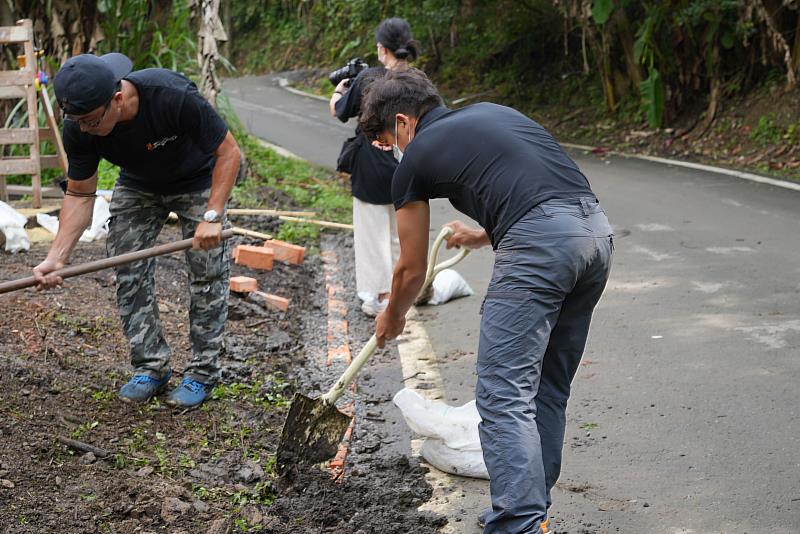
36, 197, 111, 242
0, 201, 30, 253
393, 388, 489, 479
421, 439, 489, 479
428, 269, 474, 305
36, 212, 59, 234
79, 196, 110, 242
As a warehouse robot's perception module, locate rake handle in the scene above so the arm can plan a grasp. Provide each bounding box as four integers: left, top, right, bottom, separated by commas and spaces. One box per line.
0, 229, 235, 295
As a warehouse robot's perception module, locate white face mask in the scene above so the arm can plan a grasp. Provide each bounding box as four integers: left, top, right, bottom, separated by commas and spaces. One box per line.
393, 118, 403, 162
393, 117, 412, 163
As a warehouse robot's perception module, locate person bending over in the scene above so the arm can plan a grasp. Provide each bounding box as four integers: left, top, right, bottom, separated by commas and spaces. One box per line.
360, 69, 613, 534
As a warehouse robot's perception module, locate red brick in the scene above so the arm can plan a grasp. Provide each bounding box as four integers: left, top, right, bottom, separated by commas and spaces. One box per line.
230, 276, 258, 293
256, 291, 290, 312
234, 245, 274, 270
265, 239, 305, 265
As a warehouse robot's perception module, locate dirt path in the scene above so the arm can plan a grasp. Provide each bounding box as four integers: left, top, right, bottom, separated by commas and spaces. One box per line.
0, 223, 445, 533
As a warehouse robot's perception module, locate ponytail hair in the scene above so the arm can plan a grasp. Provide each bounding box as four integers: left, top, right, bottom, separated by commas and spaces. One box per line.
376, 17, 420, 62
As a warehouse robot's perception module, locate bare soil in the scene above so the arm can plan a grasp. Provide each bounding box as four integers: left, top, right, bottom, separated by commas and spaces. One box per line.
0, 221, 444, 533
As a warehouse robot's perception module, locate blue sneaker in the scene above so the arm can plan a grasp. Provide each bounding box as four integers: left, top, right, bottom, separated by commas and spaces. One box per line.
119, 369, 172, 403
165, 377, 213, 409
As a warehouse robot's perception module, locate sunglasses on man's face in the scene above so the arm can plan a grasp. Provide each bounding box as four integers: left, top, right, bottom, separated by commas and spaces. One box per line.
64, 99, 112, 129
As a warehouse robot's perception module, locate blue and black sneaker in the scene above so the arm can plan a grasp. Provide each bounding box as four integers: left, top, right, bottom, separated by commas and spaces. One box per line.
118, 369, 172, 403
165, 377, 213, 409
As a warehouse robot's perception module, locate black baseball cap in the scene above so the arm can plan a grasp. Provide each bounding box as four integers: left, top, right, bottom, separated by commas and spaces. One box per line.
54, 53, 133, 116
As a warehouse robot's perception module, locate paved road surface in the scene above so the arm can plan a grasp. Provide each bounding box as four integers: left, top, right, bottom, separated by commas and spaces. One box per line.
224, 75, 800, 534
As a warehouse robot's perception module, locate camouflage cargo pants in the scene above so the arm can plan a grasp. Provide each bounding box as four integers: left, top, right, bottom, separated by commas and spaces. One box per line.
107, 186, 230, 385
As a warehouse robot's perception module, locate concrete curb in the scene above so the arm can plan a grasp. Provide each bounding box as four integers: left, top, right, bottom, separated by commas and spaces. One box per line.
561, 142, 800, 193
277, 77, 329, 102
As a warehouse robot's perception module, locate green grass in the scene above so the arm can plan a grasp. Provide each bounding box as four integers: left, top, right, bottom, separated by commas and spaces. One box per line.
230, 133, 350, 220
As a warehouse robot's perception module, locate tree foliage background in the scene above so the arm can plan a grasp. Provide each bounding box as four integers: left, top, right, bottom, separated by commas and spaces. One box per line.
230, 0, 800, 129
0, 0, 797, 131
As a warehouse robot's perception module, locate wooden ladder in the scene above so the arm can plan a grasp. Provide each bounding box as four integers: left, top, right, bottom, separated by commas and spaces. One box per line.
0, 19, 68, 209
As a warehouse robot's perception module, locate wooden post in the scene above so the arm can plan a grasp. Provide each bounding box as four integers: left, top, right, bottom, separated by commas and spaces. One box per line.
40, 85, 68, 173
21, 19, 41, 207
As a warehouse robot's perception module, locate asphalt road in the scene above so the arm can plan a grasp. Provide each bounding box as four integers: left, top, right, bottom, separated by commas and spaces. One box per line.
224, 74, 800, 534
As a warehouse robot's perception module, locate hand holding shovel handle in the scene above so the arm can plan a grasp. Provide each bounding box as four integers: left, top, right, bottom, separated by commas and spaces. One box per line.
320, 226, 469, 407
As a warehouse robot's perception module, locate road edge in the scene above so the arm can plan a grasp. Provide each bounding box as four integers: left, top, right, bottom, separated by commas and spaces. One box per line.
273, 78, 800, 194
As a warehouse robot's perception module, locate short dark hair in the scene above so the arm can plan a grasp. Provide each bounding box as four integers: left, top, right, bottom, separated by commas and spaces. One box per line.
359, 69, 443, 140
375, 18, 420, 61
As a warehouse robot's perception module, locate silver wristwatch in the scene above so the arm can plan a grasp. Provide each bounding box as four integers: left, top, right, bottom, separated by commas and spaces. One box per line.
203, 209, 221, 223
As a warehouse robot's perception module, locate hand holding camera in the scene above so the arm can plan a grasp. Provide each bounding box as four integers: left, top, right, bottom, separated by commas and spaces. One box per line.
328, 57, 369, 87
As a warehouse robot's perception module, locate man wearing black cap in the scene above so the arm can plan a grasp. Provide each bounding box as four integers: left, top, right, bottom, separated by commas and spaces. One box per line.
33, 53, 241, 409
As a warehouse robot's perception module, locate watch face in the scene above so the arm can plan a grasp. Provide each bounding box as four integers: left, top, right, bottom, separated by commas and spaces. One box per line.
204, 210, 219, 222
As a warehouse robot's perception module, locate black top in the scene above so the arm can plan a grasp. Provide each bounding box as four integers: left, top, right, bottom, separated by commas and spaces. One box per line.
63, 68, 229, 195
335, 67, 397, 205
392, 103, 596, 248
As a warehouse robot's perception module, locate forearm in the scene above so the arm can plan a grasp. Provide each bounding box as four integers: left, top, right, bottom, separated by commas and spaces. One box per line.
47, 194, 95, 263
474, 229, 491, 248
329, 93, 343, 117
385, 263, 426, 320
207, 133, 240, 213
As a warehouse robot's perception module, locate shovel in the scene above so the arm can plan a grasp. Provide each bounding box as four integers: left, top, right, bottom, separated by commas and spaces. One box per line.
276, 225, 470, 468
0, 229, 236, 294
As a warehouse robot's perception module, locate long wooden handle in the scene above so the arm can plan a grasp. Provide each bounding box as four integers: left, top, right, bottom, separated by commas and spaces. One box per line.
320, 334, 379, 405
0, 229, 235, 295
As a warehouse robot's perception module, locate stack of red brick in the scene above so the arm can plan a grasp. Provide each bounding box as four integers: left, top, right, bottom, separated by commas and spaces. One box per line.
229, 239, 306, 312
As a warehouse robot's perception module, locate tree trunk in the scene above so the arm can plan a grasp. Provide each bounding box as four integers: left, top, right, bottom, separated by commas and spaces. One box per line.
194, 0, 228, 106
754, 0, 796, 90
613, 7, 642, 90
702, 42, 721, 134
792, 11, 800, 75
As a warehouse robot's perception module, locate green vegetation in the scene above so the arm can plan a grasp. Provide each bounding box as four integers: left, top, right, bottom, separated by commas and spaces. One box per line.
216, 94, 352, 241
751, 114, 784, 146
96, 0, 197, 73
230, 1, 800, 132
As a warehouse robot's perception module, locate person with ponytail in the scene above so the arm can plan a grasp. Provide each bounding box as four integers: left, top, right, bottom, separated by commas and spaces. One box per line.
329, 17, 421, 316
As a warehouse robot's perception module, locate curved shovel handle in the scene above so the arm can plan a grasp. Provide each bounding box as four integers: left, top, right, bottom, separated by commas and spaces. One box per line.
422, 226, 470, 293
320, 226, 472, 406
320, 334, 378, 405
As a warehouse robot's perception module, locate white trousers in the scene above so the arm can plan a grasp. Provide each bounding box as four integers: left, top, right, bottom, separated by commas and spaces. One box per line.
352, 197, 399, 299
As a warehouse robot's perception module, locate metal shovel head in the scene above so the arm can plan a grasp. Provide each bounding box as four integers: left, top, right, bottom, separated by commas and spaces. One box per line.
276, 392, 351, 468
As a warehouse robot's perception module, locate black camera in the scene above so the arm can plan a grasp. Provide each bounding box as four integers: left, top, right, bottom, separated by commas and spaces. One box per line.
329, 57, 369, 86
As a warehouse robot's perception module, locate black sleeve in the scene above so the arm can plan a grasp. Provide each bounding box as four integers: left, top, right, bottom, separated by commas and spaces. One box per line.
391, 155, 430, 210
178, 85, 229, 153
334, 76, 362, 123
62, 122, 100, 180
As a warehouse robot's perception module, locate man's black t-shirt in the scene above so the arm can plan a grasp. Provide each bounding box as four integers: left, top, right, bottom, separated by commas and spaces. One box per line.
63, 68, 228, 195
335, 67, 397, 205
392, 103, 596, 247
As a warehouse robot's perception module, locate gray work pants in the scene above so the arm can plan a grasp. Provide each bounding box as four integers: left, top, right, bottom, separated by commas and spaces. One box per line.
477, 197, 613, 534
107, 186, 230, 385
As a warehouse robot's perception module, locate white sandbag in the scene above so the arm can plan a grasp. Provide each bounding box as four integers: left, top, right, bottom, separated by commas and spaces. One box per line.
79, 196, 110, 242
0, 201, 30, 253
36, 197, 111, 242
36, 213, 59, 234
393, 388, 489, 479
428, 269, 474, 305
421, 439, 489, 479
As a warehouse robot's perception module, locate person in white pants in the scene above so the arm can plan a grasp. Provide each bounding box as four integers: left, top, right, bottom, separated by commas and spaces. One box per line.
329, 18, 421, 316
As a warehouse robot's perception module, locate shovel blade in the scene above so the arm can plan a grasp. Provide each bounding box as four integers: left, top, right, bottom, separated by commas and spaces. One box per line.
276, 392, 351, 469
